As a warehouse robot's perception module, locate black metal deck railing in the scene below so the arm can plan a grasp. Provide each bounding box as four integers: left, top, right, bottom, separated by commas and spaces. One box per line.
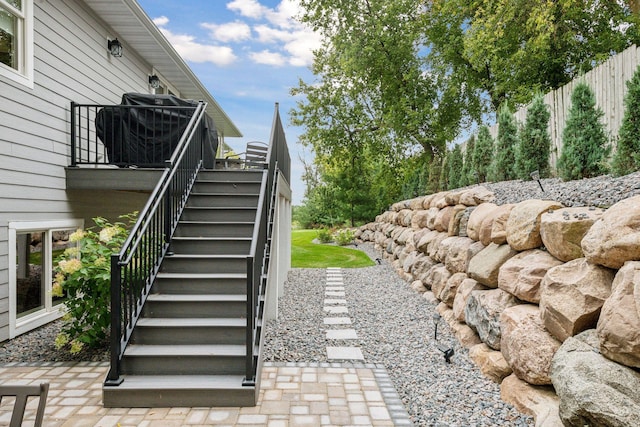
70, 102, 198, 167
104, 101, 208, 385
243, 103, 290, 385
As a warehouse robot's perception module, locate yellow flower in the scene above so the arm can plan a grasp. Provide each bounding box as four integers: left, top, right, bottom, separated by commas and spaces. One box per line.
55, 333, 69, 349
54, 272, 65, 284
62, 313, 72, 322
52, 282, 64, 297
64, 247, 79, 258
94, 257, 107, 267
69, 340, 84, 354
58, 258, 82, 275
99, 226, 121, 243
69, 229, 85, 242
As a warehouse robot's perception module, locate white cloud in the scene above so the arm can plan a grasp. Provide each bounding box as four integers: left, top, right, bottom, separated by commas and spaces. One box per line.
202, 21, 252, 42
227, 0, 266, 19
250, 49, 287, 66
155, 18, 237, 66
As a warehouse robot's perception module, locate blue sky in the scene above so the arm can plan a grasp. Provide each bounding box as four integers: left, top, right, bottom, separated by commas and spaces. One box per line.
137, 0, 321, 205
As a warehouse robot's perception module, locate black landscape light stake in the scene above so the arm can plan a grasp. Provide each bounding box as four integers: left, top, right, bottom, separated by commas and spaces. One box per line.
530, 169, 545, 192
432, 312, 455, 363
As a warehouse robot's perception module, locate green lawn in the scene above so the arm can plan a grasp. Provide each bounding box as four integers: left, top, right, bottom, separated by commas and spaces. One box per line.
291, 230, 375, 268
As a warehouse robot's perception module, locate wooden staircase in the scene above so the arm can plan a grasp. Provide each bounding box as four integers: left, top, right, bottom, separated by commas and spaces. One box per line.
103, 169, 265, 407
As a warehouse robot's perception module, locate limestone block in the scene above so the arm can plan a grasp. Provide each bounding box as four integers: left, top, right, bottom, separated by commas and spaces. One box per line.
411, 254, 437, 283
506, 200, 564, 251
551, 330, 640, 427
434, 206, 455, 232
459, 186, 496, 206
582, 195, 640, 269
596, 261, 640, 368
490, 204, 516, 245
540, 207, 604, 262
468, 243, 518, 288
426, 232, 449, 260
445, 237, 482, 274
438, 272, 467, 307
500, 304, 561, 385
447, 204, 468, 236
416, 229, 439, 254
540, 258, 614, 342
467, 202, 499, 241
465, 289, 519, 350
498, 249, 563, 304
469, 343, 513, 383
423, 263, 450, 292
453, 278, 486, 322
500, 374, 562, 427
436, 236, 458, 265
411, 210, 430, 229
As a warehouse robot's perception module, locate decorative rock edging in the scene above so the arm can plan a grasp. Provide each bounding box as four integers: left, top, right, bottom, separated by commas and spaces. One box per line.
357, 186, 640, 426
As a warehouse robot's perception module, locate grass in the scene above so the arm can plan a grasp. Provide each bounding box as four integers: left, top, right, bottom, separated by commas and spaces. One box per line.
291, 229, 375, 268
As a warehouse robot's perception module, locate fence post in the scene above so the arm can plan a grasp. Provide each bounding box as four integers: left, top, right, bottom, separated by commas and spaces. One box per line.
105, 255, 123, 386
70, 102, 77, 167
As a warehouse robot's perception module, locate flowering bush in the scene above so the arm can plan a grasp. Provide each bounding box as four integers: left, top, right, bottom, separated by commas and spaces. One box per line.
334, 229, 355, 246
53, 213, 136, 353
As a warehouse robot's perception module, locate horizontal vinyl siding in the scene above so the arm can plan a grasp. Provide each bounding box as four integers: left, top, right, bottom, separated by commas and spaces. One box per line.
0, 0, 156, 340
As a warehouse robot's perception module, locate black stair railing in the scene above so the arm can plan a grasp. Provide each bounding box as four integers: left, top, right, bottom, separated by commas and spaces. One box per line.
243, 103, 290, 386
104, 101, 208, 385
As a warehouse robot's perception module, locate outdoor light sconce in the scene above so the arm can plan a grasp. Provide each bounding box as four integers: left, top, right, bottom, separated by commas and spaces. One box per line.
148, 75, 161, 89
530, 169, 545, 192
432, 312, 455, 363
108, 38, 123, 57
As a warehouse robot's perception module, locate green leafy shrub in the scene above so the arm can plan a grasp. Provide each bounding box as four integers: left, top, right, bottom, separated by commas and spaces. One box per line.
334, 229, 355, 246
53, 213, 137, 353
493, 103, 518, 181
613, 64, 640, 176
557, 81, 610, 180
316, 228, 334, 243
516, 93, 552, 179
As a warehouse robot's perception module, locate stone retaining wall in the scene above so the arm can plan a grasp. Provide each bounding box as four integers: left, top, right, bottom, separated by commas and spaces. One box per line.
357, 187, 640, 427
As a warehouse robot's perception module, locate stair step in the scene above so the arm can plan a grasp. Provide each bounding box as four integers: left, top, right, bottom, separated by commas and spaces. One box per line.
153, 272, 246, 295
192, 181, 261, 194
143, 293, 246, 318
180, 207, 257, 222
170, 236, 252, 254
160, 254, 247, 274
103, 374, 255, 408
186, 193, 259, 208
121, 344, 246, 375
173, 221, 254, 238
146, 294, 245, 303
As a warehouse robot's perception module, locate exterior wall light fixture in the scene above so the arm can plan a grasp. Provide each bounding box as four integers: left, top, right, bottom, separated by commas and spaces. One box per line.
148, 75, 161, 89
108, 38, 123, 57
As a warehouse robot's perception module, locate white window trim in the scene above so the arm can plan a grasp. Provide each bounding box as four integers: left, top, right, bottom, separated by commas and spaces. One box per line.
0, 0, 34, 89
8, 219, 83, 339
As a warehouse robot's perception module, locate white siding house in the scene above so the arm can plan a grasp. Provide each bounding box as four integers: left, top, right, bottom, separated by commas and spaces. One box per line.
0, 0, 241, 341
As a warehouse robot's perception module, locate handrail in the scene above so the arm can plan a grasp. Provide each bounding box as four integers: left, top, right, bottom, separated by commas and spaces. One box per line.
105, 101, 208, 385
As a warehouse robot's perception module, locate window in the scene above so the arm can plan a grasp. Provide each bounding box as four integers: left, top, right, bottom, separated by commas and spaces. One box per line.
9, 219, 83, 338
0, 0, 33, 87
149, 69, 179, 97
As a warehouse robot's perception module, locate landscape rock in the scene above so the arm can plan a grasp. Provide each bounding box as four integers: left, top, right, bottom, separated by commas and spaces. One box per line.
540, 258, 614, 342
506, 200, 564, 251
452, 278, 486, 322
498, 249, 563, 304
459, 186, 496, 206
436, 302, 482, 348
426, 232, 449, 260
582, 195, 640, 269
423, 263, 451, 293
409, 196, 426, 211
551, 330, 640, 427
410, 209, 430, 229
467, 202, 499, 241
540, 207, 604, 262
438, 272, 467, 307
596, 260, 640, 368
434, 206, 455, 232
433, 192, 452, 209
411, 280, 427, 293
490, 204, 516, 245
444, 190, 463, 206
468, 243, 518, 288
457, 207, 475, 237
411, 254, 438, 283
447, 204, 468, 236
444, 236, 481, 274
479, 214, 497, 246
500, 374, 562, 427
465, 289, 519, 350
500, 304, 561, 385
469, 343, 513, 383
425, 207, 440, 230
415, 229, 439, 254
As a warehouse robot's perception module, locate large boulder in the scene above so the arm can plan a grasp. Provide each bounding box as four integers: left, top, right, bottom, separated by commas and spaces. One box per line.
423, 263, 451, 293
479, 214, 497, 247
467, 203, 499, 241
540, 207, 604, 262
500, 374, 562, 427
425, 207, 441, 230
452, 278, 487, 322
551, 330, 640, 427
457, 207, 475, 237
596, 261, 640, 368
469, 343, 513, 383
467, 243, 518, 288
426, 232, 449, 260
498, 249, 563, 304
459, 186, 496, 206
582, 195, 640, 269
540, 258, 614, 342
447, 204, 468, 236
435, 236, 458, 264
434, 206, 456, 232
490, 204, 516, 245
411, 254, 438, 283
416, 229, 440, 254
438, 272, 467, 307
465, 289, 519, 350
506, 200, 564, 251
436, 302, 482, 348
444, 237, 483, 274
500, 304, 561, 385
411, 209, 430, 229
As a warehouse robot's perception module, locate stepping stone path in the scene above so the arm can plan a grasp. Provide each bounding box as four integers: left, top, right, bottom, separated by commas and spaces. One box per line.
324, 267, 365, 361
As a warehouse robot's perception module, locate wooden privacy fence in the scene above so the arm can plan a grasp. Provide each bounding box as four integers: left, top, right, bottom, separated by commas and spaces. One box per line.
487, 44, 640, 168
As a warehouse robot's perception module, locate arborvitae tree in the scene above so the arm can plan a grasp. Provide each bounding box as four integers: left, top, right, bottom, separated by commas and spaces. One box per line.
516, 94, 551, 179
557, 82, 609, 180
439, 152, 450, 191
473, 126, 494, 182
493, 103, 518, 181
448, 144, 464, 189
613, 64, 640, 176
460, 135, 475, 186
426, 154, 443, 194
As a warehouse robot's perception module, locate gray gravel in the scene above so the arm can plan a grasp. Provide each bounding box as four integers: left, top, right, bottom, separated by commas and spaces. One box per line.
263, 244, 534, 427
